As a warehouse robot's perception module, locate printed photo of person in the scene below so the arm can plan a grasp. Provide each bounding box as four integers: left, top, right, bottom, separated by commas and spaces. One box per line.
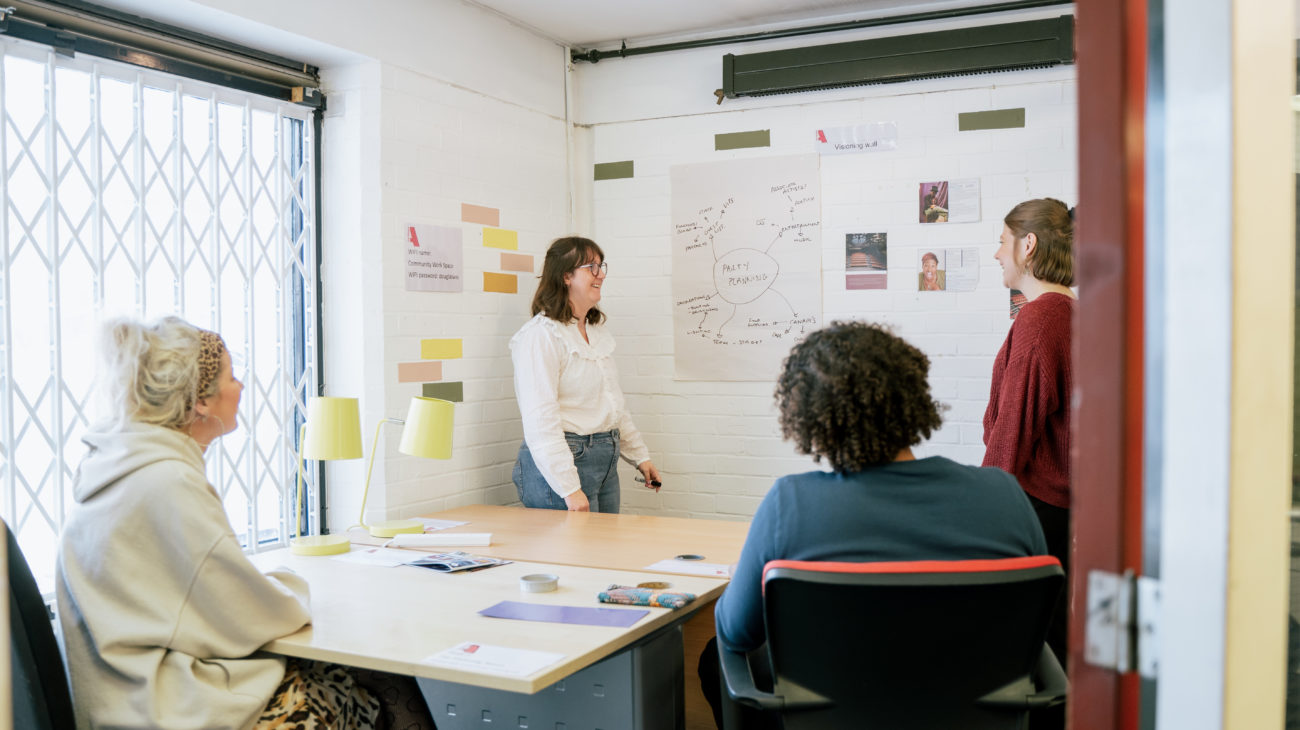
918, 251, 946, 291
919, 182, 950, 223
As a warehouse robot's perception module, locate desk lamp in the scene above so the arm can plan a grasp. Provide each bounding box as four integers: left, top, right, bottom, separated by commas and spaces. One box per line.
291, 396, 363, 556
358, 396, 455, 538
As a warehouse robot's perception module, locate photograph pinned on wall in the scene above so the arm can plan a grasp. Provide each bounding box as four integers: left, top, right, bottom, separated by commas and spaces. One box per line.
917, 178, 981, 223
1010, 289, 1028, 320
917, 247, 980, 293
845, 232, 887, 290
917, 249, 946, 291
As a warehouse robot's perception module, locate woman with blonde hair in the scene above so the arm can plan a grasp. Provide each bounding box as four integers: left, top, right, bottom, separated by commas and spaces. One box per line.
57, 315, 430, 729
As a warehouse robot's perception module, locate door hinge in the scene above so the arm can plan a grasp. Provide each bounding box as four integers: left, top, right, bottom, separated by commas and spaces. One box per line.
1084, 569, 1160, 678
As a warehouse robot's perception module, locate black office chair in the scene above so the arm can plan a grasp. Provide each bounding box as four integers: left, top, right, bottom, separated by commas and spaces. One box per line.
719, 555, 1067, 730
7, 520, 76, 729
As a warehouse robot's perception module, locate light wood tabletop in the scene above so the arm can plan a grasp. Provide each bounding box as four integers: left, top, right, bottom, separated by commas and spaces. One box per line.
248, 548, 727, 694
369, 504, 751, 573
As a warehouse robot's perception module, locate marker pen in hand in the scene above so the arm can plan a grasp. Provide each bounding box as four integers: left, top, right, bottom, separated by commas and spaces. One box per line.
634, 476, 662, 489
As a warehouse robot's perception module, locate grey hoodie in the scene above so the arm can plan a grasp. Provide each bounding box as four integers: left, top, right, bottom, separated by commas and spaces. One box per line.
56, 422, 311, 730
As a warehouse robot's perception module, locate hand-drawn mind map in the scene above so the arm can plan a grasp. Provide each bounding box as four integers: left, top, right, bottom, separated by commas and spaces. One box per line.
670, 154, 822, 381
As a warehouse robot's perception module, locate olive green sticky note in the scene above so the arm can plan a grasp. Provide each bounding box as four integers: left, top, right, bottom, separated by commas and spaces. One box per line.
594, 161, 634, 180
958, 108, 1026, 131
420, 339, 463, 360
715, 130, 770, 150
422, 381, 464, 402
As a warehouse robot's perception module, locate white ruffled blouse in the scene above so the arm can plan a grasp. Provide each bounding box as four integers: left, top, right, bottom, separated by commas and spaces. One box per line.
509, 313, 651, 498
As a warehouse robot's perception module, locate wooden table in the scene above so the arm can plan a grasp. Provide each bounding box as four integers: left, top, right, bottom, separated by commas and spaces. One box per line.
247, 548, 728, 694
404, 504, 750, 573
408, 505, 751, 729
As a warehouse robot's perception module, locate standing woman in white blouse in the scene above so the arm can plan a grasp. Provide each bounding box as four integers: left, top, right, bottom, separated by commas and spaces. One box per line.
510, 236, 663, 512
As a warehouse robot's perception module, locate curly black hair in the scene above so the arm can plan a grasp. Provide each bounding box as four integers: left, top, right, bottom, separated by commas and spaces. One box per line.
775, 321, 944, 472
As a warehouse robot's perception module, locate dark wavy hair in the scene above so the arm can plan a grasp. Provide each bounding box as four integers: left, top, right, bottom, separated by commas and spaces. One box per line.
775, 321, 944, 472
531, 236, 605, 325
1004, 197, 1074, 287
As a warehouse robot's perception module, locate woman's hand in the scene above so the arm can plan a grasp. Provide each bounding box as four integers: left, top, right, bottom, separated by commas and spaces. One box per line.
564, 490, 591, 512
638, 461, 662, 492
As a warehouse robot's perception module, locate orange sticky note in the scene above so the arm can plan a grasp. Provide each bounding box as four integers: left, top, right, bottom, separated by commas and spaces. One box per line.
397, 362, 443, 383
484, 272, 518, 293
500, 253, 534, 272
461, 203, 499, 227
482, 228, 518, 250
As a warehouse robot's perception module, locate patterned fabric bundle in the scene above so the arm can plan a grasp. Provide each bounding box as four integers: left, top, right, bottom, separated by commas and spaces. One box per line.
597, 584, 696, 609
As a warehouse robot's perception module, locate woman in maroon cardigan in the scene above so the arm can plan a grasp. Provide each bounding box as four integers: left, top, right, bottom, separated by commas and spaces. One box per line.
984, 197, 1075, 678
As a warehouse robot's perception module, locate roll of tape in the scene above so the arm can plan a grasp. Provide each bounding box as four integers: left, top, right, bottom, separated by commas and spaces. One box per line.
519, 573, 559, 593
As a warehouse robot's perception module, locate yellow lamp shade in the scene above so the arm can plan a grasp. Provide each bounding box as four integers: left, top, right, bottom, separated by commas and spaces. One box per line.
302, 396, 363, 461
398, 396, 454, 460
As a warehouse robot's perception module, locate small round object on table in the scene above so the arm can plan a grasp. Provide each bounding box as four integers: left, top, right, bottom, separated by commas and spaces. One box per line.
519, 573, 559, 593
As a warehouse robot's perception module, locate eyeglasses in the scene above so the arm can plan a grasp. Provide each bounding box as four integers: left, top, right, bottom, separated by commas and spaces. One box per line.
575, 261, 608, 277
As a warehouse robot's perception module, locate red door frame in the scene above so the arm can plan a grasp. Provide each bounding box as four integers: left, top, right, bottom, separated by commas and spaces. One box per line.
1071, 0, 1146, 727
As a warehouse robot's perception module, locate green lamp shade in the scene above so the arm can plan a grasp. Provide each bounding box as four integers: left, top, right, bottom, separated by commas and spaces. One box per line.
398, 396, 454, 460
303, 397, 363, 460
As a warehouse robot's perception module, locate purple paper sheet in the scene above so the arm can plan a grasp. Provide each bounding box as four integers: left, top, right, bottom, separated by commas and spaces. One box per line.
479, 600, 648, 628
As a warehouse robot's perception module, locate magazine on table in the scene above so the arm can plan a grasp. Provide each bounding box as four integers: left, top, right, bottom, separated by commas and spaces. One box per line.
406, 551, 512, 573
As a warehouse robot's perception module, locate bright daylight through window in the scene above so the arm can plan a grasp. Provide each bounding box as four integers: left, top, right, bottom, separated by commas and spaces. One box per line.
0, 36, 320, 588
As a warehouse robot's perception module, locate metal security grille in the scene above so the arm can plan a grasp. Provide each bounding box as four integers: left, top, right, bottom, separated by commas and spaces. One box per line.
0, 38, 319, 583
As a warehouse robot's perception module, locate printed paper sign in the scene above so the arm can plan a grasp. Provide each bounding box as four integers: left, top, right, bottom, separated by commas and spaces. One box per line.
425, 642, 565, 677
405, 224, 463, 292
918, 179, 981, 224
815, 122, 898, 154
917, 247, 980, 292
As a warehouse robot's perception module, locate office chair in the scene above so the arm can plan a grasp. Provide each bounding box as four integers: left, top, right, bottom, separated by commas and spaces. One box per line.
7, 520, 76, 729
719, 555, 1067, 730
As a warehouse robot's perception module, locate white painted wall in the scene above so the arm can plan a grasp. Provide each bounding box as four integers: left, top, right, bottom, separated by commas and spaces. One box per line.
89, 0, 1078, 527
574, 16, 1078, 519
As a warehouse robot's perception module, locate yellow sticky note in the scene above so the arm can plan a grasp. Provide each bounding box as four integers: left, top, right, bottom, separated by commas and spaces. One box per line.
483, 272, 518, 294
420, 339, 463, 360
483, 228, 518, 250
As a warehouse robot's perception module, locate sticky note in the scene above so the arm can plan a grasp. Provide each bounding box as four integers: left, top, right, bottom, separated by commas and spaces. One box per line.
594, 161, 634, 180
958, 108, 1026, 131
482, 228, 518, 250
715, 130, 770, 150
484, 272, 518, 293
499, 253, 534, 272
423, 382, 464, 402
398, 362, 443, 383
420, 339, 463, 360
461, 203, 499, 227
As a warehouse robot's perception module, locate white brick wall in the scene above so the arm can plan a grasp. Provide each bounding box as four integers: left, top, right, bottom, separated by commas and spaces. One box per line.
373, 63, 571, 522
261, 2, 1078, 527
581, 54, 1077, 520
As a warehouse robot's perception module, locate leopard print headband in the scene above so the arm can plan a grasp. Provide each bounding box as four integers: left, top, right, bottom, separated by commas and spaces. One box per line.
196, 330, 226, 398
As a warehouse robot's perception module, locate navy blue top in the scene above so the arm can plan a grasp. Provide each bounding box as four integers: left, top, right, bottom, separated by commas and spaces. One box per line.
714, 456, 1049, 652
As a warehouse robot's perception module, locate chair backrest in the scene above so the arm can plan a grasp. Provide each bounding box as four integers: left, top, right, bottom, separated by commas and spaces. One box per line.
7, 521, 75, 730
761, 555, 1063, 730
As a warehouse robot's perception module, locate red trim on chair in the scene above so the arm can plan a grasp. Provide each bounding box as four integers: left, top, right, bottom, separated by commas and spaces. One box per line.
762, 555, 1061, 583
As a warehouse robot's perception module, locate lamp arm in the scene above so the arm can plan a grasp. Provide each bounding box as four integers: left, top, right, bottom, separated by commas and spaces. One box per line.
358, 418, 401, 530
295, 423, 307, 540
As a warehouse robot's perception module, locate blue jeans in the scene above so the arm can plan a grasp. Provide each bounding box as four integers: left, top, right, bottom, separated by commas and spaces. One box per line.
512, 430, 621, 513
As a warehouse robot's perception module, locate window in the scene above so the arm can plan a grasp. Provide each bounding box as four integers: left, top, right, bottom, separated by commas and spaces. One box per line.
0, 37, 320, 587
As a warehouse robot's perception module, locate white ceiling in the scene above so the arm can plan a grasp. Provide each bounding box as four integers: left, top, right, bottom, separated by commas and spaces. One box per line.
464, 0, 1028, 49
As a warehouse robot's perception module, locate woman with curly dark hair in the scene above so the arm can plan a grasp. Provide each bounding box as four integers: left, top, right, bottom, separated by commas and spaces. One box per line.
700, 321, 1047, 728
